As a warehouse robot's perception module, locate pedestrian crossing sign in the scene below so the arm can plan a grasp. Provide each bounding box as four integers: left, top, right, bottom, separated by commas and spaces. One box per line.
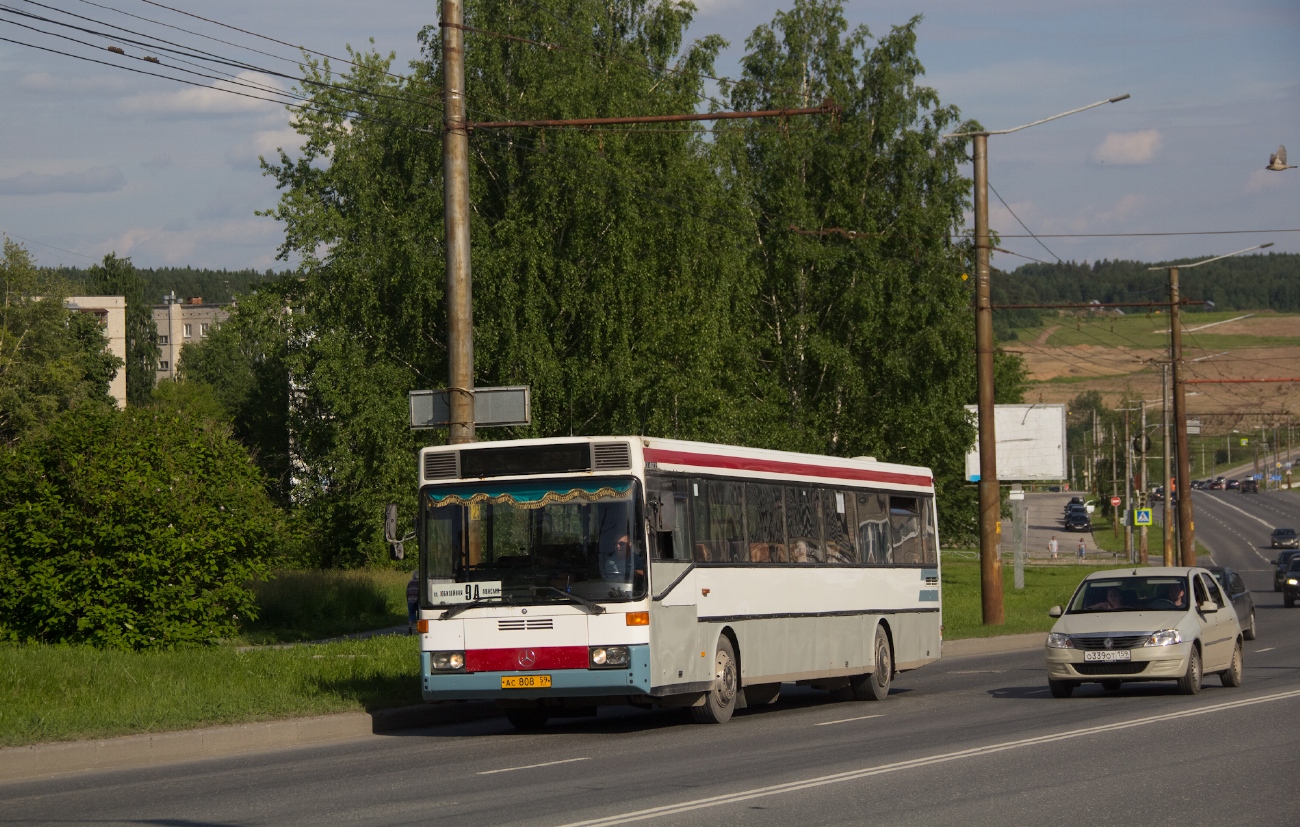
1134, 508, 1153, 526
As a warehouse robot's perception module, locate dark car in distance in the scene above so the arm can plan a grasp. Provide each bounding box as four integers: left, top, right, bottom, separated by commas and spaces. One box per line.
1271, 528, 1299, 549
1273, 548, 1300, 591
1226, 479, 1241, 490
1239, 479, 1258, 493
1063, 510, 1091, 532
1283, 557, 1300, 608
1204, 565, 1257, 640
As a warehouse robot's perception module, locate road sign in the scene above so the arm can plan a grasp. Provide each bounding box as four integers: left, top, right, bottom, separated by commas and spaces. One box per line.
1134, 508, 1153, 526
409, 386, 531, 429
1110, 496, 1121, 506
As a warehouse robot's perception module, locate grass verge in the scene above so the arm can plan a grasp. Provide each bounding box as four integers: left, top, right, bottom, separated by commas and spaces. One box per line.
941, 555, 1120, 640
243, 568, 411, 644
0, 634, 422, 748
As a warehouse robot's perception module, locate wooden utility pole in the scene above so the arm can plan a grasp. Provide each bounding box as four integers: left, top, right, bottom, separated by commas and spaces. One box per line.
443, 0, 475, 445
1162, 363, 1174, 565
1139, 401, 1149, 564
1169, 266, 1195, 565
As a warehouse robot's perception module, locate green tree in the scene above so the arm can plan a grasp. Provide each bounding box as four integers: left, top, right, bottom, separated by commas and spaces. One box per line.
85, 252, 160, 406
0, 239, 120, 445
0, 397, 280, 649
715, 2, 983, 540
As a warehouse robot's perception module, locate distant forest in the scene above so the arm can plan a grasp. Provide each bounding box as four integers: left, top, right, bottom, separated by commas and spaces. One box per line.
51, 266, 291, 306
992, 251, 1300, 339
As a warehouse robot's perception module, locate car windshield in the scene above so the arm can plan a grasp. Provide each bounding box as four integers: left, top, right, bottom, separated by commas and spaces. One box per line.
421, 478, 644, 606
1275, 529, 1296, 537
1288, 558, 1300, 572
1067, 576, 1189, 613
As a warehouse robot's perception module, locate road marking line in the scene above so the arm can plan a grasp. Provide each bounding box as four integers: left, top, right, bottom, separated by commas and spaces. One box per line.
814, 714, 884, 726
556, 689, 1300, 827
479, 757, 590, 775
1254, 647, 1275, 653
1200, 495, 1275, 531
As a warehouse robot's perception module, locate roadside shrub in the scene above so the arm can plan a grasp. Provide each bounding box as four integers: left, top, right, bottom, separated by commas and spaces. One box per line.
244, 568, 409, 643
0, 401, 280, 648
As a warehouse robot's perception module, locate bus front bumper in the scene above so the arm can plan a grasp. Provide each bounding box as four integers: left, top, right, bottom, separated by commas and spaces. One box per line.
421, 645, 651, 700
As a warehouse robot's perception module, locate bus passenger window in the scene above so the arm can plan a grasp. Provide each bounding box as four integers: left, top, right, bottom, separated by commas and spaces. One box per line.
855, 492, 890, 565
890, 497, 922, 564
746, 483, 786, 563
706, 481, 745, 563
921, 498, 938, 565
785, 486, 825, 563
822, 490, 856, 564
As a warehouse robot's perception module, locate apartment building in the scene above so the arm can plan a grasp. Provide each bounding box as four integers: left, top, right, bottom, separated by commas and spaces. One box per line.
64, 295, 127, 408
152, 294, 229, 382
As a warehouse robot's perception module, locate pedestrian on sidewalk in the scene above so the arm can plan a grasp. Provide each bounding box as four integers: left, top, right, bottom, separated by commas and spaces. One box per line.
1048, 535, 1059, 559
1077, 538, 1086, 560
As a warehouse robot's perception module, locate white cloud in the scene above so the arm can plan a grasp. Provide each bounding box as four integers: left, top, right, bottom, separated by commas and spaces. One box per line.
1090, 129, 1163, 165
118, 72, 289, 117
1244, 167, 1289, 194
0, 166, 125, 196
226, 128, 304, 170
102, 217, 282, 266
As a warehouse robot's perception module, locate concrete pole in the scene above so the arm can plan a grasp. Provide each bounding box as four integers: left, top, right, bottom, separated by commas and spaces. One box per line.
1139, 402, 1148, 564
1169, 267, 1195, 565
1170, 364, 1180, 564
1124, 409, 1132, 561
1111, 424, 1119, 540
443, 0, 475, 445
972, 134, 1004, 625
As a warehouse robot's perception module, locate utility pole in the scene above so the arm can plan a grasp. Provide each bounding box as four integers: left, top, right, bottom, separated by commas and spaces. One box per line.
1111, 424, 1119, 540
1162, 363, 1174, 566
1139, 401, 1148, 564
971, 133, 1004, 625
1124, 408, 1133, 561
443, 0, 475, 445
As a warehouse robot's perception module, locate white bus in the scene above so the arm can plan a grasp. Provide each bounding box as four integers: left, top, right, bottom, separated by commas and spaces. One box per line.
415, 436, 942, 728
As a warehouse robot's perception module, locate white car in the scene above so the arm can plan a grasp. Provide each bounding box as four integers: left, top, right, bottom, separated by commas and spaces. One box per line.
1044, 567, 1243, 698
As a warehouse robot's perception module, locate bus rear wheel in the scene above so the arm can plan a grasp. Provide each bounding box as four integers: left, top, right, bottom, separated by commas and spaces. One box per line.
691, 637, 738, 724
846, 626, 893, 701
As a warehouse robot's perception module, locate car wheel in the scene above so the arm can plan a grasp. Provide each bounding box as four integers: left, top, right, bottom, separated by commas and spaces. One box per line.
1177, 646, 1202, 695
1048, 679, 1074, 698
846, 626, 893, 701
1243, 610, 1257, 641
1220, 641, 1244, 688
1101, 680, 1122, 691
1286, 594, 1295, 608
690, 636, 738, 724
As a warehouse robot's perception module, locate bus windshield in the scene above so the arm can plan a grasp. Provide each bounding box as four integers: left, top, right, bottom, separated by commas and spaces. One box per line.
422, 478, 645, 605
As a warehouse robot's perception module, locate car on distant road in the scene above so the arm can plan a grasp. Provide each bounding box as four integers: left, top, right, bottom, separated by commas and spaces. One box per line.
1203, 565, 1257, 640
1282, 557, 1300, 608
1226, 479, 1240, 490
1063, 511, 1091, 532
1210, 478, 1226, 490
1239, 479, 1258, 493
1273, 549, 1300, 591
1044, 567, 1244, 697
1270, 528, 1299, 549
1150, 486, 1164, 502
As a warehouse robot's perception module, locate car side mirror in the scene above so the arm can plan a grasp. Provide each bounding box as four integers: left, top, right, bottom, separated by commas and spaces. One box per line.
1199, 600, 1217, 613
1048, 606, 1062, 618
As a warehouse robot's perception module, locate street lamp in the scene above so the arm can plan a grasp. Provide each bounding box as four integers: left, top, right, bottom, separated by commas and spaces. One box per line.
1148, 242, 1273, 565
946, 94, 1129, 625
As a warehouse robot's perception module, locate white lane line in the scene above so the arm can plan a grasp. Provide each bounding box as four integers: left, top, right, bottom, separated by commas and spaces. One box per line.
479, 757, 590, 776
814, 714, 884, 727
1255, 647, 1276, 653
557, 689, 1300, 827
1200, 495, 1275, 531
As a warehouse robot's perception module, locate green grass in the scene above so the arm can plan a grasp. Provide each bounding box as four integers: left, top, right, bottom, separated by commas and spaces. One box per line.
1033, 311, 1300, 350
0, 635, 422, 747
940, 555, 1123, 640
242, 568, 411, 644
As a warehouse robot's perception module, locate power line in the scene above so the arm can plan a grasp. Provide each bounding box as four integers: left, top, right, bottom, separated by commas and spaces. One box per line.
981, 229, 1300, 239
988, 182, 1060, 263
1, 230, 98, 262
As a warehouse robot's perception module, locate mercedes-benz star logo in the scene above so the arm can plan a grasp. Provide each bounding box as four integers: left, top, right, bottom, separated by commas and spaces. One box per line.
517, 649, 537, 669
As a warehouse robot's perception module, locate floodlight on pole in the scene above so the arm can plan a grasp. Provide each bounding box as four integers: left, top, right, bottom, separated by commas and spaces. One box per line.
945, 93, 1130, 626
1148, 242, 1274, 565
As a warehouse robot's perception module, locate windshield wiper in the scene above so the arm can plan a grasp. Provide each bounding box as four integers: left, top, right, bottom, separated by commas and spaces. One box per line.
440, 595, 510, 620
531, 586, 606, 615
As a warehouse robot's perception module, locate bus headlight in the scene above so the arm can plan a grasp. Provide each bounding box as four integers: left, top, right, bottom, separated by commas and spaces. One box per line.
430, 651, 466, 671
590, 646, 630, 669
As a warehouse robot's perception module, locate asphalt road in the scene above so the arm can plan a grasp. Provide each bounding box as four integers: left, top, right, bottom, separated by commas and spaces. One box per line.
6, 494, 1300, 827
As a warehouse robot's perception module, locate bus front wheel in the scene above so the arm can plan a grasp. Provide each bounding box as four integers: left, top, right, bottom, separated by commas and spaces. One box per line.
691, 636, 738, 724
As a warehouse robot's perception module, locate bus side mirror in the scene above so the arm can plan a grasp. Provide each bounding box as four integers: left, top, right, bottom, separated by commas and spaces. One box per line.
384, 504, 399, 543
649, 492, 675, 533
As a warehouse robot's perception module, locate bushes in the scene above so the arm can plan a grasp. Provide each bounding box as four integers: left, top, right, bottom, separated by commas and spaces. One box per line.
245, 569, 410, 643
0, 400, 281, 649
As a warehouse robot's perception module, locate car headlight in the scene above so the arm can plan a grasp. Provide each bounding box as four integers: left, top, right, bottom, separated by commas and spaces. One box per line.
1144, 629, 1182, 647
1287, 578, 1299, 586
430, 651, 466, 671
589, 646, 630, 669
1046, 633, 1074, 649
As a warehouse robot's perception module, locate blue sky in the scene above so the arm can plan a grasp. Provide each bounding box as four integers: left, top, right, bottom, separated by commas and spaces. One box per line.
1, 0, 1297, 272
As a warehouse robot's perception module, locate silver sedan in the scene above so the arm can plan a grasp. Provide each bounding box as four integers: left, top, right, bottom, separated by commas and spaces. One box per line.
1044, 567, 1244, 697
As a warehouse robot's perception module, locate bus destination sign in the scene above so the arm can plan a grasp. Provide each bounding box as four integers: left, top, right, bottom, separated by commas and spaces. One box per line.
430, 581, 503, 605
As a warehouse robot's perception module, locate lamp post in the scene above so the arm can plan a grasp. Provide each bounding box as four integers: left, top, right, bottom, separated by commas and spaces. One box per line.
946, 94, 1129, 625
1148, 242, 1273, 565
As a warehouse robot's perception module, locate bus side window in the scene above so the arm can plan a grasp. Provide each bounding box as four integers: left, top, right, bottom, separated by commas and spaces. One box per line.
921, 497, 938, 565
708, 481, 745, 563
785, 486, 825, 563
856, 492, 890, 565
690, 479, 715, 562
890, 497, 922, 564
822, 490, 856, 564
746, 483, 787, 563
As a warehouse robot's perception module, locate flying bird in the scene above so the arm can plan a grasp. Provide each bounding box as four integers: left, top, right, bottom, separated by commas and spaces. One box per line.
1267, 145, 1296, 171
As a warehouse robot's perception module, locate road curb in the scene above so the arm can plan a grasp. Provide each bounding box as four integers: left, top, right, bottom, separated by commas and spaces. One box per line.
943, 632, 1046, 657
0, 701, 498, 785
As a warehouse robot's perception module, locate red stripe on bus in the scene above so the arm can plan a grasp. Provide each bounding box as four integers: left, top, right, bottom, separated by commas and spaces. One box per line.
466, 646, 589, 673
643, 448, 932, 488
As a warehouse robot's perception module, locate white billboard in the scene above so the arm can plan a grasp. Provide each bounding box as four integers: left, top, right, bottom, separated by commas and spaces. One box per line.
964, 403, 1067, 481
